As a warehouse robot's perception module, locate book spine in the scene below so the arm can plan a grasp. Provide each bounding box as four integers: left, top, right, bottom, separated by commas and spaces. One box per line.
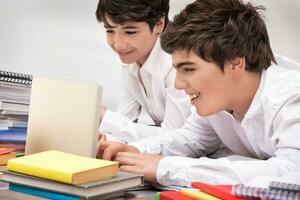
7, 160, 72, 184
9, 183, 79, 200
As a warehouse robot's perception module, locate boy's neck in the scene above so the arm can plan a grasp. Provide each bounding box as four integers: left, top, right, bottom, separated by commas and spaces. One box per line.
231, 71, 262, 117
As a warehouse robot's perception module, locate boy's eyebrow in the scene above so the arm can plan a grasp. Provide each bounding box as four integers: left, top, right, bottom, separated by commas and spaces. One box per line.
103, 24, 115, 29
173, 61, 195, 69
103, 24, 138, 29
122, 25, 139, 29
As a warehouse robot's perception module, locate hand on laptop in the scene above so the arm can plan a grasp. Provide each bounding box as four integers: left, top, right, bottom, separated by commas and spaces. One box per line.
116, 152, 163, 183
96, 134, 140, 160
96, 134, 163, 183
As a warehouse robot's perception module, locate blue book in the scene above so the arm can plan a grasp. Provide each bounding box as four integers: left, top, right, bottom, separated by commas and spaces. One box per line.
0, 129, 26, 142
9, 183, 79, 200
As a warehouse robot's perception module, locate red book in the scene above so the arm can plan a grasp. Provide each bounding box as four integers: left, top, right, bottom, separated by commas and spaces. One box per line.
159, 191, 195, 200
0, 147, 16, 155
192, 182, 246, 200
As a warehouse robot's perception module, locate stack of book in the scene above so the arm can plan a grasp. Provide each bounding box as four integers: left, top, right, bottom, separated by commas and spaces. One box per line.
155, 180, 300, 200
2, 150, 144, 200
0, 70, 32, 161
155, 182, 244, 200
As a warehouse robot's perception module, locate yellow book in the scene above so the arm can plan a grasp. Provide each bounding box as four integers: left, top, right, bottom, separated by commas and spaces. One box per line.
181, 189, 221, 200
7, 150, 118, 184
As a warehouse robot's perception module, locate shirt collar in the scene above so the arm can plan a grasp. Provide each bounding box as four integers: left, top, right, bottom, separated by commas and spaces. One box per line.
124, 38, 171, 76
243, 69, 266, 119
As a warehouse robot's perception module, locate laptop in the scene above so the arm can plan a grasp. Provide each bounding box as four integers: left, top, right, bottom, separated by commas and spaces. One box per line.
25, 77, 101, 158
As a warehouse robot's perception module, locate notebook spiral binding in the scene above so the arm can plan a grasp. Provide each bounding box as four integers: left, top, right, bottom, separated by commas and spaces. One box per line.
232, 184, 300, 200
0, 70, 32, 85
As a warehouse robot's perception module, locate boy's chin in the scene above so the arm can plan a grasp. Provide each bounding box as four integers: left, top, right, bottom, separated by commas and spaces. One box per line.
195, 106, 215, 117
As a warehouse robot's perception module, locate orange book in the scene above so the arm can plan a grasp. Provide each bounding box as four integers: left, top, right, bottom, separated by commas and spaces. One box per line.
0, 147, 16, 155
0, 152, 16, 165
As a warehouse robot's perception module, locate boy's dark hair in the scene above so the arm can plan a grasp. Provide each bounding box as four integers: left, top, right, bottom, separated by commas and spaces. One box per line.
96, 0, 169, 31
161, 0, 276, 72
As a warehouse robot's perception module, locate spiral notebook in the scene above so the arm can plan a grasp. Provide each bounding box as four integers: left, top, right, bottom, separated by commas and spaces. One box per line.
232, 182, 300, 200
0, 70, 33, 85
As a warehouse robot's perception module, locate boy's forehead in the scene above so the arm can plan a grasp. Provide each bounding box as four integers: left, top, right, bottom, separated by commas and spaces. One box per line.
104, 16, 147, 29
172, 50, 194, 61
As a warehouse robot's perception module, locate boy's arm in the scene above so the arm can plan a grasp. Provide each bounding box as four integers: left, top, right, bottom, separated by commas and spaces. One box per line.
140, 95, 300, 187
130, 109, 221, 157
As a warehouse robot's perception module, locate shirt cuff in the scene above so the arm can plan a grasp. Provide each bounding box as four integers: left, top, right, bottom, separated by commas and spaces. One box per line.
156, 156, 191, 187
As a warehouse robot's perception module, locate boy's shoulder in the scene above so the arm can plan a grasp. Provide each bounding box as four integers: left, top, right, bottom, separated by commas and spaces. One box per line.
262, 62, 300, 106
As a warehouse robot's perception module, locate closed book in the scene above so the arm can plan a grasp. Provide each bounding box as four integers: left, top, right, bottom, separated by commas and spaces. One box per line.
0, 119, 28, 128
2, 170, 143, 198
0, 152, 16, 165
7, 150, 118, 184
159, 191, 195, 200
191, 182, 245, 200
0, 101, 29, 113
0, 129, 27, 142
0, 189, 49, 200
10, 183, 79, 200
0, 147, 16, 155
181, 189, 221, 200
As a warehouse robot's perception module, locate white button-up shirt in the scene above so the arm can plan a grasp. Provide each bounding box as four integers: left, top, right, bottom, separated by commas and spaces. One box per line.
99, 39, 191, 142
131, 57, 300, 186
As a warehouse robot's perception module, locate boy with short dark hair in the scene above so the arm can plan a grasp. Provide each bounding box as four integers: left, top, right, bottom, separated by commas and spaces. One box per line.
97, 0, 300, 186
95, 0, 191, 142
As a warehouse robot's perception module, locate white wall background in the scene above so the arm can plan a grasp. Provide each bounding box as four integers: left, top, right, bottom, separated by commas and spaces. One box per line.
0, 0, 299, 109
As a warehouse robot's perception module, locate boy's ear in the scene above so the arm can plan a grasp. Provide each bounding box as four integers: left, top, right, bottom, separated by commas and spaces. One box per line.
154, 17, 165, 34
226, 57, 246, 78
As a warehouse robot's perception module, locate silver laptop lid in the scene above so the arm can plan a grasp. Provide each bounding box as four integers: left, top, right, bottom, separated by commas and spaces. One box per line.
25, 77, 101, 157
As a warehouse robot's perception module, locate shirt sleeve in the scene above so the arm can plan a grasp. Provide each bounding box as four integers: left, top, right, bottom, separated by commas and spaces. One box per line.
130, 109, 221, 156
99, 109, 165, 142
151, 95, 300, 186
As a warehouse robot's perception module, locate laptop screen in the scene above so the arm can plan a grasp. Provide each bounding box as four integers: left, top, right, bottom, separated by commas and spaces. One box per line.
25, 77, 101, 158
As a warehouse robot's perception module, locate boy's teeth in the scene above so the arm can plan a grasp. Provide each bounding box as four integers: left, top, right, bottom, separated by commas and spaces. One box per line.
190, 94, 199, 100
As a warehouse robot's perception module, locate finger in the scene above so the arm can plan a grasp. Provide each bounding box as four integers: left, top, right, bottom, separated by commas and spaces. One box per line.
117, 152, 145, 161
115, 155, 140, 166
119, 165, 144, 175
99, 133, 106, 142
96, 139, 109, 158
102, 146, 114, 160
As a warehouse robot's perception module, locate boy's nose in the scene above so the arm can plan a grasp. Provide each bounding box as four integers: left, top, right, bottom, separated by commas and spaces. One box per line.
113, 35, 127, 51
174, 73, 187, 91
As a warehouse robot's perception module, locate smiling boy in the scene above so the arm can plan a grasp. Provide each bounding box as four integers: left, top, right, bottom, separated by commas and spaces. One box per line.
95, 0, 191, 143
97, 0, 300, 186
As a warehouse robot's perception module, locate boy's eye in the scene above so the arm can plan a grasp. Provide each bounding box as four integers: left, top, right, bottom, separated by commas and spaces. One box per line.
106, 29, 114, 33
183, 68, 194, 73
125, 31, 137, 35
